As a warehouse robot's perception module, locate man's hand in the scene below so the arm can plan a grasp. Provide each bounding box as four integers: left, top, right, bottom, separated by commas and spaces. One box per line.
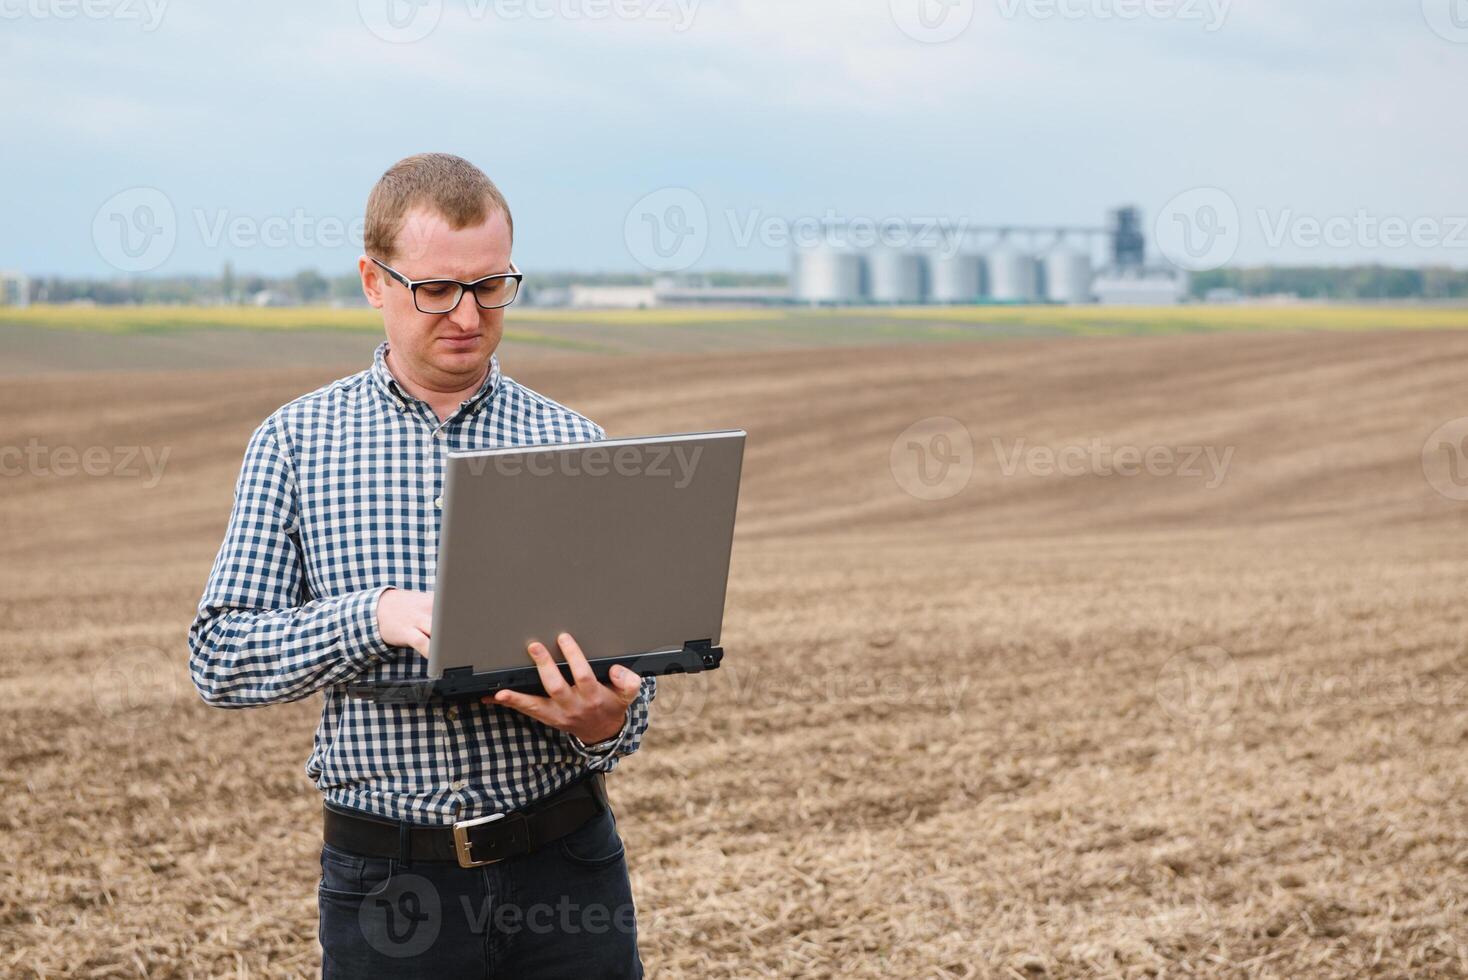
375, 588, 434, 659
484, 632, 641, 745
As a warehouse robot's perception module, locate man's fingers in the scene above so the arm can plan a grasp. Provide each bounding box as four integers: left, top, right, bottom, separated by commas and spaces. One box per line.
409, 630, 431, 660
558, 632, 597, 687
486, 689, 555, 722
609, 664, 642, 703
526, 641, 570, 697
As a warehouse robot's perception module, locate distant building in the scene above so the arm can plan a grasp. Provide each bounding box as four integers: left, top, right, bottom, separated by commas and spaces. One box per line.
569, 285, 659, 309
651, 284, 788, 306
251, 289, 295, 307
1092, 269, 1189, 306
0, 270, 31, 307
526, 286, 572, 308
1108, 206, 1147, 271
783, 203, 1203, 306
548, 280, 788, 309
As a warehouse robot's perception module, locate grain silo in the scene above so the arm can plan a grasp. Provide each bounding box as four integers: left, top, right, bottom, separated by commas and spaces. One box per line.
987, 247, 1039, 302
792, 245, 864, 304
867, 250, 924, 304
1043, 247, 1094, 304
926, 252, 985, 304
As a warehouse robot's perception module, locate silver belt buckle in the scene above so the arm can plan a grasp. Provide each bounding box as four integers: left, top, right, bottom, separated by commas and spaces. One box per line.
452, 812, 507, 868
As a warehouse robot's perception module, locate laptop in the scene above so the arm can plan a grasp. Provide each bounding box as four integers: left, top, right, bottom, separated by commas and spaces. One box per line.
348, 429, 745, 704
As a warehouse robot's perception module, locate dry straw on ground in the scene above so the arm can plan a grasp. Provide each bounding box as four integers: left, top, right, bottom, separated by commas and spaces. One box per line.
3, 328, 1467, 977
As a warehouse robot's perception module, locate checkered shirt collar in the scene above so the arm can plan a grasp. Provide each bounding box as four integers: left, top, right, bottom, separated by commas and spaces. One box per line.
367, 340, 503, 416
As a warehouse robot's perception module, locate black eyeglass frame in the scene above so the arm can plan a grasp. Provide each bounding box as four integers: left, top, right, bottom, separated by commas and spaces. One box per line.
371, 257, 524, 313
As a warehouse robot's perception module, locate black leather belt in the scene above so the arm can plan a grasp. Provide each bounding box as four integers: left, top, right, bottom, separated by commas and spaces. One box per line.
323, 772, 608, 868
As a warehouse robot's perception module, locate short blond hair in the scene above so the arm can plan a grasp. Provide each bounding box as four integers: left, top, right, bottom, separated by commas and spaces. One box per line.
364, 153, 513, 261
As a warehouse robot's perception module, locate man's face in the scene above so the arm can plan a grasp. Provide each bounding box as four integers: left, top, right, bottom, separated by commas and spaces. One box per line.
359, 205, 513, 391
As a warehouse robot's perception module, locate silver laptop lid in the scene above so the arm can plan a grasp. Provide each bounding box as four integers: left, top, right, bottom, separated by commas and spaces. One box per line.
428, 429, 745, 678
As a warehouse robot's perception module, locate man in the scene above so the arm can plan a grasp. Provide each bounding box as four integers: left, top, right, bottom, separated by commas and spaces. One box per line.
188, 153, 654, 978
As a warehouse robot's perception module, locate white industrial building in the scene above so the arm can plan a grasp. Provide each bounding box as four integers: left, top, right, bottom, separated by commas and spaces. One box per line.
926, 252, 984, 303
987, 247, 1040, 303
1092, 270, 1190, 305
567, 284, 659, 309
533, 279, 789, 310
1044, 247, 1095, 305
534, 206, 1190, 310
787, 205, 1189, 307
0, 270, 30, 307
867, 249, 925, 303
791, 248, 864, 304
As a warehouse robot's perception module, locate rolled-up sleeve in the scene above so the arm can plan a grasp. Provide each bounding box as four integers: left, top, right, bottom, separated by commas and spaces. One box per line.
187, 419, 397, 707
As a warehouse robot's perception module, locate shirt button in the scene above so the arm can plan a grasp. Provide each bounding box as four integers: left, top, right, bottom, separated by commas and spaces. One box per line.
434, 496, 443, 509
446, 705, 459, 721
433, 430, 445, 439
450, 779, 468, 792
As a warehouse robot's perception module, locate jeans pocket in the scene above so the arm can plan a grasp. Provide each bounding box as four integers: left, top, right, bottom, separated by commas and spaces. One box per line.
557, 808, 626, 869
319, 842, 396, 900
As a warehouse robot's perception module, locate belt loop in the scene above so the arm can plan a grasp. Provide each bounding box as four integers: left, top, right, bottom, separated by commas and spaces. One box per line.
398, 819, 412, 867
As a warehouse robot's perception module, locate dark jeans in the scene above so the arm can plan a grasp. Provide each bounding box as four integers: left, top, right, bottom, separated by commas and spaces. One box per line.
318, 805, 643, 978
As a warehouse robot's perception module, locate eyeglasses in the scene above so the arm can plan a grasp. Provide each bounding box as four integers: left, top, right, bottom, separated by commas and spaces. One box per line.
371, 257, 523, 314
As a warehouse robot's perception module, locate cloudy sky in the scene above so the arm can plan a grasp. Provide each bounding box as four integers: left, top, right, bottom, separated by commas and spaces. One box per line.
2, 0, 1465, 277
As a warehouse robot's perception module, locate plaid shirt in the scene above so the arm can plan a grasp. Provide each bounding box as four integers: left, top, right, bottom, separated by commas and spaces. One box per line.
188, 341, 655, 826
